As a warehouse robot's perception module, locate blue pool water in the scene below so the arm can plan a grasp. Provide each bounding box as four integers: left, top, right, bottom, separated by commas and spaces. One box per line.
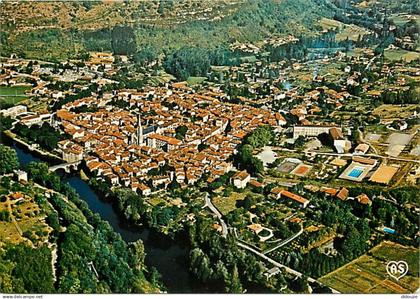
348, 168, 363, 178
383, 227, 396, 234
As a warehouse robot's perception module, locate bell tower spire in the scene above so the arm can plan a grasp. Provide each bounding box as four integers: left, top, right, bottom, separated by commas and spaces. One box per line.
137, 113, 143, 145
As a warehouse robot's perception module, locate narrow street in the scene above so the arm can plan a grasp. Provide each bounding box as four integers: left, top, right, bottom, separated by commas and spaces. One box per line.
263, 226, 303, 254
203, 192, 228, 238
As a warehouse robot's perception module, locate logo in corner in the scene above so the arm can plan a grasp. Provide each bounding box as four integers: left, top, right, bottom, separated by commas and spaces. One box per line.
386, 260, 408, 281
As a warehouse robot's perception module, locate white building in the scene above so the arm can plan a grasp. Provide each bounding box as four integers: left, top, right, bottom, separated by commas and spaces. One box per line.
293, 125, 335, 139
0, 105, 27, 117
231, 170, 251, 189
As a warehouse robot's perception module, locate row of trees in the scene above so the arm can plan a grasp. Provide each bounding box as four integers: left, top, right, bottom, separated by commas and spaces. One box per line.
377, 84, 419, 105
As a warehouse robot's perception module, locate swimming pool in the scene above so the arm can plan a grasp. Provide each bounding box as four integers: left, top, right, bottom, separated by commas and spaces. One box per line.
383, 227, 396, 234
348, 167, 364, 178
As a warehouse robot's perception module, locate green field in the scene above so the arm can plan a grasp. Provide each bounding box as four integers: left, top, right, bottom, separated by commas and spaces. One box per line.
148, 71, 176, 86
319, 18, 371, 42
320, 241, 420, 294
384, 49, 420, 62
213, 191, 248, 215
336, 25, 371, 42
0, 85, 31, 107
391, 15, 420, 27
240, 55, 258, 63
186, 76, 207, 86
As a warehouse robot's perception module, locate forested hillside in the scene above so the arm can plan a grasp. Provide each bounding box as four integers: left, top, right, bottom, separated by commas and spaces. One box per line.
0, 0, 337, 61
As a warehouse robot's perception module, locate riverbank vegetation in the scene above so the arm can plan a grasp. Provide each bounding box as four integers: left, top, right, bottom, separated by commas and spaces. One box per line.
0, 151, 161, 294
13, 123, 68, 152
0, 144, 19, 174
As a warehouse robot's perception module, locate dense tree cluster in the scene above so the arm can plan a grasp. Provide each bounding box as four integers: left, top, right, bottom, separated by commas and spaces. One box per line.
0, 144, 19, 174
0, 244, 54, 293
134, 46, 159, 67
0, 115, 14, 130
377, 83, 419, 105
14, 123, 66, 151
175, 125, 188, 140
187, 217, 273, 293
235, 125, 274, 175
113, 188, 147, 225
111, 26, 137, 55
163, 47, 211, 81
22, 162, 159, 293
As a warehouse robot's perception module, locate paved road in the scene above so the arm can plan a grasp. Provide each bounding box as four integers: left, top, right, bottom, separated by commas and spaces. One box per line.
264, 178, 297, 187
365, 53, 381, 71
204, 193, 228, 238
237, 241, 341, 294
304, 150, 420, 163
6, 198, 23, 236
263, 226, 303, 254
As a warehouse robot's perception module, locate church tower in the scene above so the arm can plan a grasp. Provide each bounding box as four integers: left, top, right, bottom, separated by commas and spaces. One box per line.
137, 113, 144, 146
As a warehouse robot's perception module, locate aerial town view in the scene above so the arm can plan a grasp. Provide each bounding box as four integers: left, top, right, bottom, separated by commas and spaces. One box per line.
0, 0, 418, 296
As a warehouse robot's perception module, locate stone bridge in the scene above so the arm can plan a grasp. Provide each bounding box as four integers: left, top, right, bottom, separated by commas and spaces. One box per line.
48, 161, 82, 173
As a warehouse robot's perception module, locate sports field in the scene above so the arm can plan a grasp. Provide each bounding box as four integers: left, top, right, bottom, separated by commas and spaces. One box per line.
320, 241, 419, 294
0, 85, 31, 107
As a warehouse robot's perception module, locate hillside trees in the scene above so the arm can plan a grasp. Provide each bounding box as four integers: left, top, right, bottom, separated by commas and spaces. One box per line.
1, 244, 54, 293
134, 46, 158, 66
111, 26, 137, 55
187, 217, 270, 293
163, 47, 211, 80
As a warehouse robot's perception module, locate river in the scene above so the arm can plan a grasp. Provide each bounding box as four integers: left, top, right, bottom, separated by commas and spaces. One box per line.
2, 135, 204, 293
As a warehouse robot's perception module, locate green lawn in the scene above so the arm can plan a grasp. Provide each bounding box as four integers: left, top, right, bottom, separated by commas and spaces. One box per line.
213, 191, 248, 215
186, 76, 207, 86
391, 15, 420, 27
240, 55, 257, 63
384, 49, 420, 62
0, 85, 31, 107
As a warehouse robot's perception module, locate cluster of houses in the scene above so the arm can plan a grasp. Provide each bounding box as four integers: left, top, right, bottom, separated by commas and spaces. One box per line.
54, 84, 282, 195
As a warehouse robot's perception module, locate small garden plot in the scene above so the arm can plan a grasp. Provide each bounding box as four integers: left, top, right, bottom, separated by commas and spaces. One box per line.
213, 191, 248, 215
